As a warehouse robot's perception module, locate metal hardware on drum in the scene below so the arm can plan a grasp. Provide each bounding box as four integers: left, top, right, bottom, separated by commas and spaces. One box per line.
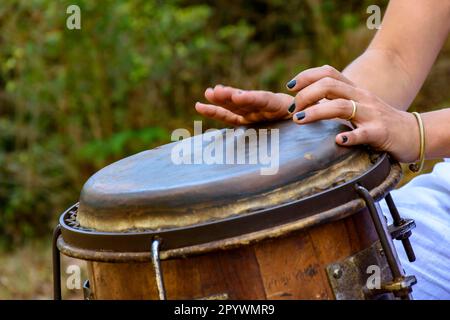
355, 185, 416, 299
385, 193, 416, 262
326, 241, 392, 299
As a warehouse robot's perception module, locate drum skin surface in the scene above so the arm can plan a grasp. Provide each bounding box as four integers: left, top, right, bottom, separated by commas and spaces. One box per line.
77, 120, 372, 232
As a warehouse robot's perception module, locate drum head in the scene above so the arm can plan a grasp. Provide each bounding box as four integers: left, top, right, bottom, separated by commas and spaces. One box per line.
76, 120, 373, 232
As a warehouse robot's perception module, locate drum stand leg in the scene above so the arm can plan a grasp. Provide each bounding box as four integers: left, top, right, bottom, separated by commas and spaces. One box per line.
356, 185, 416, 300
151, 239, 167, 300
52, 224, 62, 300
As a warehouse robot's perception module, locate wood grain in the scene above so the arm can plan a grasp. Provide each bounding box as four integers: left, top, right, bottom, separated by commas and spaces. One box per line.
88, 209, 378, 300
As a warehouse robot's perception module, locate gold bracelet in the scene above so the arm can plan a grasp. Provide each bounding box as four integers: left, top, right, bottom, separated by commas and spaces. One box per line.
409, 112, 425, 173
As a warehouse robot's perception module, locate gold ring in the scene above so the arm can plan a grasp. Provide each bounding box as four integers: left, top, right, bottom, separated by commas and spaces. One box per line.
347, 100, 357, 121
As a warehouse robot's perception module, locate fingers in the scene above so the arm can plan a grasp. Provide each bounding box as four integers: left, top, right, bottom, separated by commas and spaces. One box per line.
205, 85, 239, 112
205, 85, 293, 117
286, 65, 354, 92
195, 102, 250, 126
291, 99, 372, 148
290, 77, 365, 114
231, 90, 268, 110
292, 99, 354, 124
335, 127, 371, 146
205, 85, 255, 116
233, 90, 293, 113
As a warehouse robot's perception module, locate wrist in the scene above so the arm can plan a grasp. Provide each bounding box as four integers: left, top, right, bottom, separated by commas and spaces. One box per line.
395, 111, 421, 163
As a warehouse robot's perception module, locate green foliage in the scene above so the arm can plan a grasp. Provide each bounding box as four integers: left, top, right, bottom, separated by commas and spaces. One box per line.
78, 127, 168, 167
0, 0, 391, 248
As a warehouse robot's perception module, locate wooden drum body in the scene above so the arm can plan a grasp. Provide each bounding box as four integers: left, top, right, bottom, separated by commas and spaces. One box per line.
54, 120, 417, 300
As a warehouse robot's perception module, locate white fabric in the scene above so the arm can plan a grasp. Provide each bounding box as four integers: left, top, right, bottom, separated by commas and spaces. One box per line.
380, 159, 450, 300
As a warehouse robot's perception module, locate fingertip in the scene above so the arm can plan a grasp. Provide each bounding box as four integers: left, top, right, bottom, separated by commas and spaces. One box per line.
336, 134, 348, 145
194, 102, 204, 112
287, 102, 296, 114
205, 87, 213, 97
286, 79, 297, 90
295, 111, 306, 121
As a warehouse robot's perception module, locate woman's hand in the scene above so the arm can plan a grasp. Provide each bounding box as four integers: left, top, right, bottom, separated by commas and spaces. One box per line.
286, 65, 420, 163
194, 65, 421, 163
195, 85, 293, 125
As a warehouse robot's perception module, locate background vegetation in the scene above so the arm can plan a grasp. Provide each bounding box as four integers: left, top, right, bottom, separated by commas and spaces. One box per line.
0, 0, 449, 298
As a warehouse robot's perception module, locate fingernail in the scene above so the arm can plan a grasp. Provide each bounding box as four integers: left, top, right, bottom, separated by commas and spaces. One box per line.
342, 135, 348, 143
238, 90, 243, 94
286, 79, 296, 89
295, 111, 305, 121
288, 102, 296, 113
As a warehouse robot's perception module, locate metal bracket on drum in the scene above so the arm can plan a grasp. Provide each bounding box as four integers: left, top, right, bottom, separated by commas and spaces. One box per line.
151, 239, 167, 300
356, 185, 416, 299
326, 241, 393, 300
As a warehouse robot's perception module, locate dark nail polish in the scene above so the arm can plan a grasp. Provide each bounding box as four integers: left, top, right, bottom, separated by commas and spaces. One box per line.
286, 79, 296, 89
288, 102, 296, 113
295, 111, 305, 121
342, 135, 348, 143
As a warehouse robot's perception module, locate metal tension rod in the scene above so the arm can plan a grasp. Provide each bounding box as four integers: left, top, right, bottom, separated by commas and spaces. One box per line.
385, 193, 416, 262
356, 185, 403, 279
356, 185, 414, 300
52, 224, 62, 300
151, 239, 167, 300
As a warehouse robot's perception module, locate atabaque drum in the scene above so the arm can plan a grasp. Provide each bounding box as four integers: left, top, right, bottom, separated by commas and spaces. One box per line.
54, 119, 417, 300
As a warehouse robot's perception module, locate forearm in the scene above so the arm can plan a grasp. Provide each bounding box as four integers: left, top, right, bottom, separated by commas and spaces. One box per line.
344, 53, 450, 160
343, 49, 416, 110
421, 109, 450, 159
343, 0, 450, 111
